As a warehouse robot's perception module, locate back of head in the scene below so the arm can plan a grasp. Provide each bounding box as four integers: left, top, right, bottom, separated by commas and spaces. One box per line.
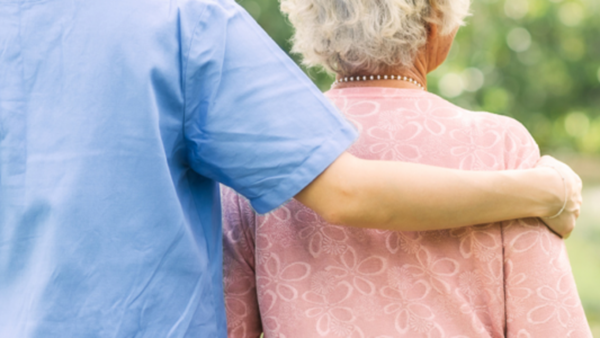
281, 0, 471, 76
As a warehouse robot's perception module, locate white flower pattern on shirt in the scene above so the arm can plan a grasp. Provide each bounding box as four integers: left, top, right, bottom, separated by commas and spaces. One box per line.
222, 88, 592, 338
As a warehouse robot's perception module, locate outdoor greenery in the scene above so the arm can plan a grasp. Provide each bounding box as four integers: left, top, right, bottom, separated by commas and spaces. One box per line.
238, 0, 600, 334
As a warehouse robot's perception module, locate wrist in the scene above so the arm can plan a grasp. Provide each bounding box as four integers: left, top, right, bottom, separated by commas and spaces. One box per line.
532, 166, 565, 218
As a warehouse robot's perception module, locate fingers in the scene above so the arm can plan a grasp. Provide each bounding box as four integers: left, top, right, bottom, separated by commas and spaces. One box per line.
540, 213, 575, 239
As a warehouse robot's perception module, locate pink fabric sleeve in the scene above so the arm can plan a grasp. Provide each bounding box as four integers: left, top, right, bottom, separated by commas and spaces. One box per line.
221, 187, 263, 338
501, 120, 592, 337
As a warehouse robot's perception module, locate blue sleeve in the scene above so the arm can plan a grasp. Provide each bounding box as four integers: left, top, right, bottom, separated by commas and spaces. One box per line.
183, 0, 357, 214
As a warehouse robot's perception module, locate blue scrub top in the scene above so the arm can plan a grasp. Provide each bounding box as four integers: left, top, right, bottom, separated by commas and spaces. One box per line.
0, 0, 357, 336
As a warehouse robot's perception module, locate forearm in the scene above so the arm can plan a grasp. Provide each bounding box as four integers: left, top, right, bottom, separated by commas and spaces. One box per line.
296, 152, 562, 232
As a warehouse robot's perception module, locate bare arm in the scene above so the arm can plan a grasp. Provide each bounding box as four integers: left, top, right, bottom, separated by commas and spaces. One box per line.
295, 152, 581, 238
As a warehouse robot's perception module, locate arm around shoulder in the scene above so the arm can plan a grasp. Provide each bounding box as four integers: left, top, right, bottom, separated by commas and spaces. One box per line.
295, 152, 581, 237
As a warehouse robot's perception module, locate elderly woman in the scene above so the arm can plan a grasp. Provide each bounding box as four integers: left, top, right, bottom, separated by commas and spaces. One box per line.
222, 0, 592, 337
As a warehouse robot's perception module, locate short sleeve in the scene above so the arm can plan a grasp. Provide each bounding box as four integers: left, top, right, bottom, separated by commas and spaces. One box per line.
183, 0, 357, 213
221, 187, 263, 338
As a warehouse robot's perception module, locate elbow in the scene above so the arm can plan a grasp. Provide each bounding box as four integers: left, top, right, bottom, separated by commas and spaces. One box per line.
296, 153, 367, 226
319, 180, 359, 226
319, 206, 346, 226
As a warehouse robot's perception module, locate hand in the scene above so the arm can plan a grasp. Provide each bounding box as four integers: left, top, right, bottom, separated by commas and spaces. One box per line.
535, 155, 583, 239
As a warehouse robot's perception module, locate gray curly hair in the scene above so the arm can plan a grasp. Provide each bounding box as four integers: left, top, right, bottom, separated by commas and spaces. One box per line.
280, 0, 471, 76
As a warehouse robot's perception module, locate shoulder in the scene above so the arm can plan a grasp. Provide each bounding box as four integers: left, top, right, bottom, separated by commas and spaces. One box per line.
476, 112, 538, 155
429, 94, 533, 142
178, 0, 247, 43
465, 110, 540, 170
494, 115, 541, 169
429, 94, 540, 169
178, 0, 239, 13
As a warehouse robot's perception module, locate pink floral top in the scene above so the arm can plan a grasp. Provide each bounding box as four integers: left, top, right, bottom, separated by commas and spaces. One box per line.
222, 87, 592, 338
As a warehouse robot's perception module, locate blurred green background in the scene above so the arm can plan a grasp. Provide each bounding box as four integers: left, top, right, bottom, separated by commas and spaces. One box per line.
237, 0, 600, 335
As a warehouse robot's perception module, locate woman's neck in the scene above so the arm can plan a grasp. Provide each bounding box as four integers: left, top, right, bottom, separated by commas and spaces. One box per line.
333, 53, 429, 91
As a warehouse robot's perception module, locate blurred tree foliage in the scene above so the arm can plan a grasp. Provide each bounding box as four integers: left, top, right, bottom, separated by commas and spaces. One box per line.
237, 0, 600, 154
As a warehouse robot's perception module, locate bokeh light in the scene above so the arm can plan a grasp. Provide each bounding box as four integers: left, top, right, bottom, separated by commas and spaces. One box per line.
462, 68, 485, 92
558, 2, 584, 27
439, 73, 464, 98
506, 27, 532, 52
565, 111, 590, 137
504, 0, 529, 19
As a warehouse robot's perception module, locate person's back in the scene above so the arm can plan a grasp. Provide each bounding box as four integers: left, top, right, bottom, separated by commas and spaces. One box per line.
0, 0, 362, 336
0, 1, 222, 336
222, 87, 592, 337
